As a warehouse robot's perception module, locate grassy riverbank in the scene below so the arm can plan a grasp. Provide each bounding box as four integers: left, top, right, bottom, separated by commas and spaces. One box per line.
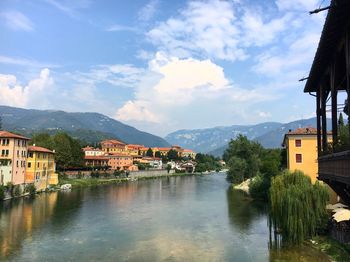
59, 172, 206, 188
310, 236, 350, 261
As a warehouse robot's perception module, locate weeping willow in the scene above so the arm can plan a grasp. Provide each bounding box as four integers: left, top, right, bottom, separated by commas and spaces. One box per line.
269, 170, 329, 245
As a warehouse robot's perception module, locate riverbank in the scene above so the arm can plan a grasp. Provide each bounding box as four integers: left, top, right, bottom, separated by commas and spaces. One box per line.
59, 172, 207, 188
310, 236, 350, 261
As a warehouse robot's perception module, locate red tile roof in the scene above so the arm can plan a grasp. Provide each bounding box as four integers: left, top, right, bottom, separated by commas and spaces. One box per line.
0, 131, 30, 140
84, 156, 109, 160
101, 139, 126, 145
28, 146, 54, 153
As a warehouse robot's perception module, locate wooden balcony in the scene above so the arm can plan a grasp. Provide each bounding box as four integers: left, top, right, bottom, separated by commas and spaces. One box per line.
318, 150, 350, 204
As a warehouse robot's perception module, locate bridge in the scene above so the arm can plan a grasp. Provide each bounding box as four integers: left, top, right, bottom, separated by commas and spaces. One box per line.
304, 0, 350, 204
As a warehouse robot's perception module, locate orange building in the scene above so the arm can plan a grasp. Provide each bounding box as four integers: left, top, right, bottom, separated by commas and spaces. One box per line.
107, 154, 137, 171
0, 131, 30, 186
101, 139, 127, 154
84, 156, 109, 169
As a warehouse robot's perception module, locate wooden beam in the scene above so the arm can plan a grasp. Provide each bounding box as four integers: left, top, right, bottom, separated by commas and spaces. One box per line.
320, 82, 328, 152
330, 62, 338, 149
346, 29, 350, 139
316, 87, 322, 155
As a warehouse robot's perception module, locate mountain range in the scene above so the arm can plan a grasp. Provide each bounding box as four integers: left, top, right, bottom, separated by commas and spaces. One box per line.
165, 117, 332, 157
0, 105, 170, 147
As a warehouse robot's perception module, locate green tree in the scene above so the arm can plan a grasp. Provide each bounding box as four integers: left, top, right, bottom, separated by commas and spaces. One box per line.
269, 170, 329, 245
155, 151, 161, 158
166, 164, 171, 173
224, 135, 263, 182
31, 133, 54, 149
226, 157, 247, 183
146, 148, 154, 157
167, 149, 179, 160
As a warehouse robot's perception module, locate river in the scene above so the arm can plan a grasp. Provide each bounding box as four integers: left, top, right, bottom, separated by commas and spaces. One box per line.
0, 173, 330, 261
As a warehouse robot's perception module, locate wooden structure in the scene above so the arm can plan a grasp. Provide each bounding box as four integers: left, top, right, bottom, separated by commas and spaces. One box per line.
304, 0, 350, 204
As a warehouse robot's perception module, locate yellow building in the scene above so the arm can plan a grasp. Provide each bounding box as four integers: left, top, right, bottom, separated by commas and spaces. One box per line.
101, 139, 127, 154
26, 145, 57, 191
282, 127, 331, 183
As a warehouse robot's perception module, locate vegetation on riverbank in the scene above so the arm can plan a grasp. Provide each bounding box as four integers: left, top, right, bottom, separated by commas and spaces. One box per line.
269, 170, 329, 245
59, 178, 129, 188
224, 135, 284, 200
311, 235, 350, 261
195, 153, 222, 172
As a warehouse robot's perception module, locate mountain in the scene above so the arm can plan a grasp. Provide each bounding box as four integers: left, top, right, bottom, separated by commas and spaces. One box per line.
0, 105, 170, 147
165, 118, 332, 157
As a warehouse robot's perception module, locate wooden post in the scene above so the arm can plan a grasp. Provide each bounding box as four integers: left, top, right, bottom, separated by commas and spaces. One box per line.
346, 30, 350, 140
316, 87, 322, 155
320, 82, 328, 152
330, 62, 338, 149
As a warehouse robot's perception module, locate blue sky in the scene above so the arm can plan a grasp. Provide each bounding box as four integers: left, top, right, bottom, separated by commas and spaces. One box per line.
0, 0, 329, 136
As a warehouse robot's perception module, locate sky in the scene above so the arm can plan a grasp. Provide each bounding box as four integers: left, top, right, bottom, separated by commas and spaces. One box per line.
0, 0, 330, 136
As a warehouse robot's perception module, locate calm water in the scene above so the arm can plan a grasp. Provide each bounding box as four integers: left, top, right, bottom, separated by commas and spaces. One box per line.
0, 173, 330, 261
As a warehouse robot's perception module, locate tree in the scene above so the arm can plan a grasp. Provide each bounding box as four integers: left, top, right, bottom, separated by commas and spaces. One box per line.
166, 164, 171, 173
146, 148, 154, 157
269, 170, 329, 245
224, 135, 263, 182
226, 157, 247, 183
155, 151, 161, 158
167, 149, 179, 160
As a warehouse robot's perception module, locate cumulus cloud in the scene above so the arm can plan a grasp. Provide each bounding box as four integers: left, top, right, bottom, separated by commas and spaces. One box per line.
1, 10, 34, 31
0, 69, 53, 107
115, 52, 276, 132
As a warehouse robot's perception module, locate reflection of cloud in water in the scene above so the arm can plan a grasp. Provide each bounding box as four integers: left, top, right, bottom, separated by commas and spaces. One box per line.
122, 232, 224, 261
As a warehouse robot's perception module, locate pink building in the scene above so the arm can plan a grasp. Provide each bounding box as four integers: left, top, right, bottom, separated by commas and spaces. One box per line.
0, 131, 30, 185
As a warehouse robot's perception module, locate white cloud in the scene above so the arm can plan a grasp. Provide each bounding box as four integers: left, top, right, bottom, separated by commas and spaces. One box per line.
116, 101, 160, 123
0, 55, 58, 68
105, 24, 137, 32
138, 0, 159, 22
1, 11, 33, 31
276, 0, 321, 12
0, 69, 53, 107
44, 0, 92, 18
115, 53, 276, 130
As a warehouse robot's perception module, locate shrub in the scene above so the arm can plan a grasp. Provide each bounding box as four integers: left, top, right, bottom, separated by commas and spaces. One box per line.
13, 185, 21, 197
77, 171, 83, 179
249, 173, 270, 200
25, 184, 36, 195
0, 185, 5, 200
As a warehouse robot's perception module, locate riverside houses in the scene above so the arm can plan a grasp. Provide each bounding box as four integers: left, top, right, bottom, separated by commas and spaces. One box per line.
0, 131, 30, 186
101, 139, 127, 154
26, 145, 58, 191
282, 127, 331, 183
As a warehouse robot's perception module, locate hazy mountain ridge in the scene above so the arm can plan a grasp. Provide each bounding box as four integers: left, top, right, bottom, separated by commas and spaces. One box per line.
166, 117, 332, 157
0, 105, 170, 147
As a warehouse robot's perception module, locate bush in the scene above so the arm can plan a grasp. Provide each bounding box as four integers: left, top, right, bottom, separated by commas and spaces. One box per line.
25, 184, 36, 195
248, 173, 270, 200
91, 171, 100, 178
113, 170, 122, 177
103, 172, 110, 178
77, 171, 84, 179
0, 185, 5, 200
13, 185, 21, 197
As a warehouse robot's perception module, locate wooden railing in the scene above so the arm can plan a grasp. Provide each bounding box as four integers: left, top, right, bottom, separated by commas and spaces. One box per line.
318, 150, 350, 184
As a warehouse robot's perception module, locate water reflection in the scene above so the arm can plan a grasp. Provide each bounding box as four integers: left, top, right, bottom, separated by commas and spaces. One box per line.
0, 193, 58, 259
226, 187, 267, 232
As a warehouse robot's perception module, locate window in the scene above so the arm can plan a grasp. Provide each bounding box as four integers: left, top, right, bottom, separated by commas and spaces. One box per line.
28, 162, 31, 168
296, 154, 302, 163
295, 139, 301, 147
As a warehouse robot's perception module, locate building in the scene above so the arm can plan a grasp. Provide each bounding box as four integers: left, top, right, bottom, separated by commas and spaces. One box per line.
84, 156, 109, 169
181, 149, 196, 159
107, 153, 137, 171
126, 144, 144, 156
303, 0, 350, 204
157, 147, 171, 156
82, 146, 105, 157
26, 145, 58, 191
282, 127, 331, 183
101, 139, 127, 154
138, 157, 162, 169
0, 131, 30, 186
